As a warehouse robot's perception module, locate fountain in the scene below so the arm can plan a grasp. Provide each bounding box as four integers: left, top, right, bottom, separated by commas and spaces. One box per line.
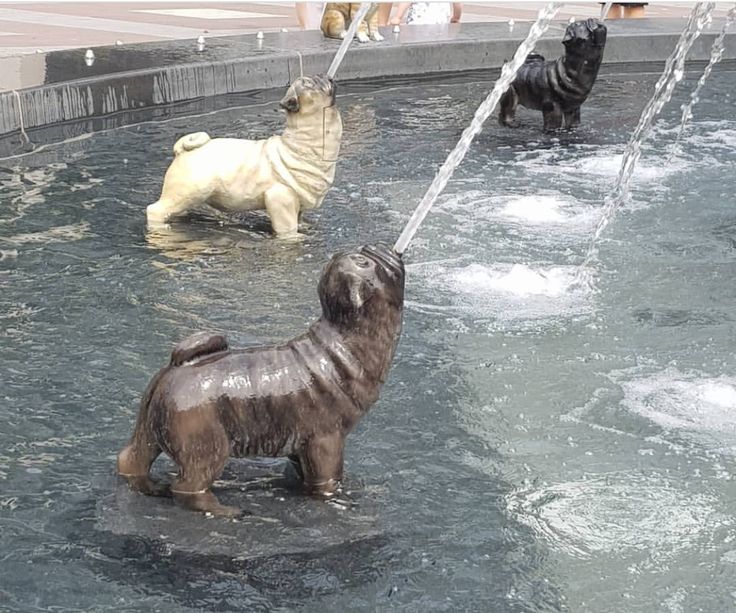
574, 2, 716, 286
1, 5, 736, 612
326, 3, 372, 79
668, 3, 736, 162
393, 3, 564, 254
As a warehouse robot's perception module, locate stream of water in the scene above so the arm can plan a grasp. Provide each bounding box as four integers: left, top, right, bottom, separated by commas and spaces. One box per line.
668, 2, 736, 163
575, 2, 716, 286
326, 3, 372, 78
392, 2, 564, 254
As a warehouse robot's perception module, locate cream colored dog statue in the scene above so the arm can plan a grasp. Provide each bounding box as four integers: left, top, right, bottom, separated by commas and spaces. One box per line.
146, 75, 343, 236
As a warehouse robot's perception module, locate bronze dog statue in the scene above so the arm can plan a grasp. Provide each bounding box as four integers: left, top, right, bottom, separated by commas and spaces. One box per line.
499, 18, 607, 131
117, 244, 404, 517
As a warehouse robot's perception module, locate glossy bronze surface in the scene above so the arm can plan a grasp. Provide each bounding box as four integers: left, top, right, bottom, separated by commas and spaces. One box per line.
117, 243, 404, 516
499, 18, 607, 131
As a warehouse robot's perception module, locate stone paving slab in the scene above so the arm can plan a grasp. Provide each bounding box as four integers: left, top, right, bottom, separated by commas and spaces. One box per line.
2, 2, 733, 59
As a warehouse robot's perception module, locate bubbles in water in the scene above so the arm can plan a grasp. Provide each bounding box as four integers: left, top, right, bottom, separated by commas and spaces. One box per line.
407, 260, 592, 328
513, 146, 687, 187
455, 263, 570, 297
501, 195, 566, 223
507, 473, 728, 560
620, 368, 736, 454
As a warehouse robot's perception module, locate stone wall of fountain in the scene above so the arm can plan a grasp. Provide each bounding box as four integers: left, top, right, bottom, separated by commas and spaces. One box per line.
1, 18, 736, 150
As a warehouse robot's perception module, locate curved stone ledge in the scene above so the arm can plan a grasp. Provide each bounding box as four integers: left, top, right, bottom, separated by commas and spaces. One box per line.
1, 19, 735, 155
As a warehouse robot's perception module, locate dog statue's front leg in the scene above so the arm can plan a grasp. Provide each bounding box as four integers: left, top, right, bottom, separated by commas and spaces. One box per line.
499, 88, 520, 128
264, 185, 301, 237
542, 101, 564, 132
300, 433, 345, 497
564, 107, 581, 129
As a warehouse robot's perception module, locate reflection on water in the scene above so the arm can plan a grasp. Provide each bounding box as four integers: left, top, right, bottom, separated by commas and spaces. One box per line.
1, 68, 736, 611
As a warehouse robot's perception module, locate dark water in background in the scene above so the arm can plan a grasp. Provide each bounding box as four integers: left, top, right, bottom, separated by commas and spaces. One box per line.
1, 67, 735, 612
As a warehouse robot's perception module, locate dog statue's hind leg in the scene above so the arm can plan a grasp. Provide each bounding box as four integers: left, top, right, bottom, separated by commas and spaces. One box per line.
147, 177, 205, 224
169, 418, 243, 518
117, 375, 170, 497
264, 184, 301, 237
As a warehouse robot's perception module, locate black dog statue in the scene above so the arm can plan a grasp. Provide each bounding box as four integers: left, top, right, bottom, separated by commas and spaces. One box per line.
117, 244, 405, 517
499, 18, 607, 131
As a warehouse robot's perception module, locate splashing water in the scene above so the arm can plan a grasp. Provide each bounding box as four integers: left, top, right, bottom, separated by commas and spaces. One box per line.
393, 2, 564, 255
326, 3, 372, 79
668, 3, 736, 163
574, 2, 715, 288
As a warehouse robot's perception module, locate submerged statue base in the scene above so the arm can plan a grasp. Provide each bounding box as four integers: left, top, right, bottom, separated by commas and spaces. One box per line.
117, 244, 404, 517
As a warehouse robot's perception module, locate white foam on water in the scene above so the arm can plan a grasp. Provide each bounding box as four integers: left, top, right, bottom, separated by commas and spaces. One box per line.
500, 195, 567, 223
512, 146, 689, 186
406, 261, 592, 327
506, 473, 728, 560
619, 368, 736, 454
454, 263, 572, 297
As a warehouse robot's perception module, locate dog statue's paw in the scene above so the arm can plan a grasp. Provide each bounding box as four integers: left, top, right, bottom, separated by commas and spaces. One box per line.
146, 202, 172, 225
339, 30, 347, 39
356, 32, 370, 43
371, 31, 384, 42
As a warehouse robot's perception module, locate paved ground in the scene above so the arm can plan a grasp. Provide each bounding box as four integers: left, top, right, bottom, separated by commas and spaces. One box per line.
0, 2, 733, 58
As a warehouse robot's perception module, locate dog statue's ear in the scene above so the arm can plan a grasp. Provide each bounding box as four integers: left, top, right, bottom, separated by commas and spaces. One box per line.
562, 25, 576, 45
279, 91, 300, 113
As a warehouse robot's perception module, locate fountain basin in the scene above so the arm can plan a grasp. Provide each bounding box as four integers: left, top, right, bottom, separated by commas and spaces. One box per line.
1, 52, 736, 612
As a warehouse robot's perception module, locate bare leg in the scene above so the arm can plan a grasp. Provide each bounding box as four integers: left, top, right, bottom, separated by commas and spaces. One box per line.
299, 434, 345, 497
499, 88, 519, 127
264, 185, 301, 237
377, 3, 393, 26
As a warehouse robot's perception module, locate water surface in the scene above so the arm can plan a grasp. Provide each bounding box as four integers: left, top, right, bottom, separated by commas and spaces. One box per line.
1, 66, 736, 612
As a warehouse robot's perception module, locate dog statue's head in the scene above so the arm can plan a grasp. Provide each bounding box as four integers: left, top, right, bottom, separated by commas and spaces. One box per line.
318, 243, 404, 329
562, 18, 607, 59
280, 74, 337, 116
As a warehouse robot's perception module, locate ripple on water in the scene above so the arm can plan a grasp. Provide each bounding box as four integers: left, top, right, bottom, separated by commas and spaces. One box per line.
620, 368, 736, 455
5, 222, 92, 246
512, 145, 689, 187
506, 473, 728, 561
440, 190, 598, 234
407, 260, 592, 328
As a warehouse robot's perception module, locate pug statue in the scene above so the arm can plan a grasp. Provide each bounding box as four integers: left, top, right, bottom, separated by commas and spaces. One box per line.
321, 3, 383, 43
499, 18, 607, 131
146, 75, 343, 236
117, 244, 404, 517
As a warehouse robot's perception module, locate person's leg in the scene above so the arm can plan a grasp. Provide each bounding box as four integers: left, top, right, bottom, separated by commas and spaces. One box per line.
378, 3, 393, 26
295, 2, 308, 28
